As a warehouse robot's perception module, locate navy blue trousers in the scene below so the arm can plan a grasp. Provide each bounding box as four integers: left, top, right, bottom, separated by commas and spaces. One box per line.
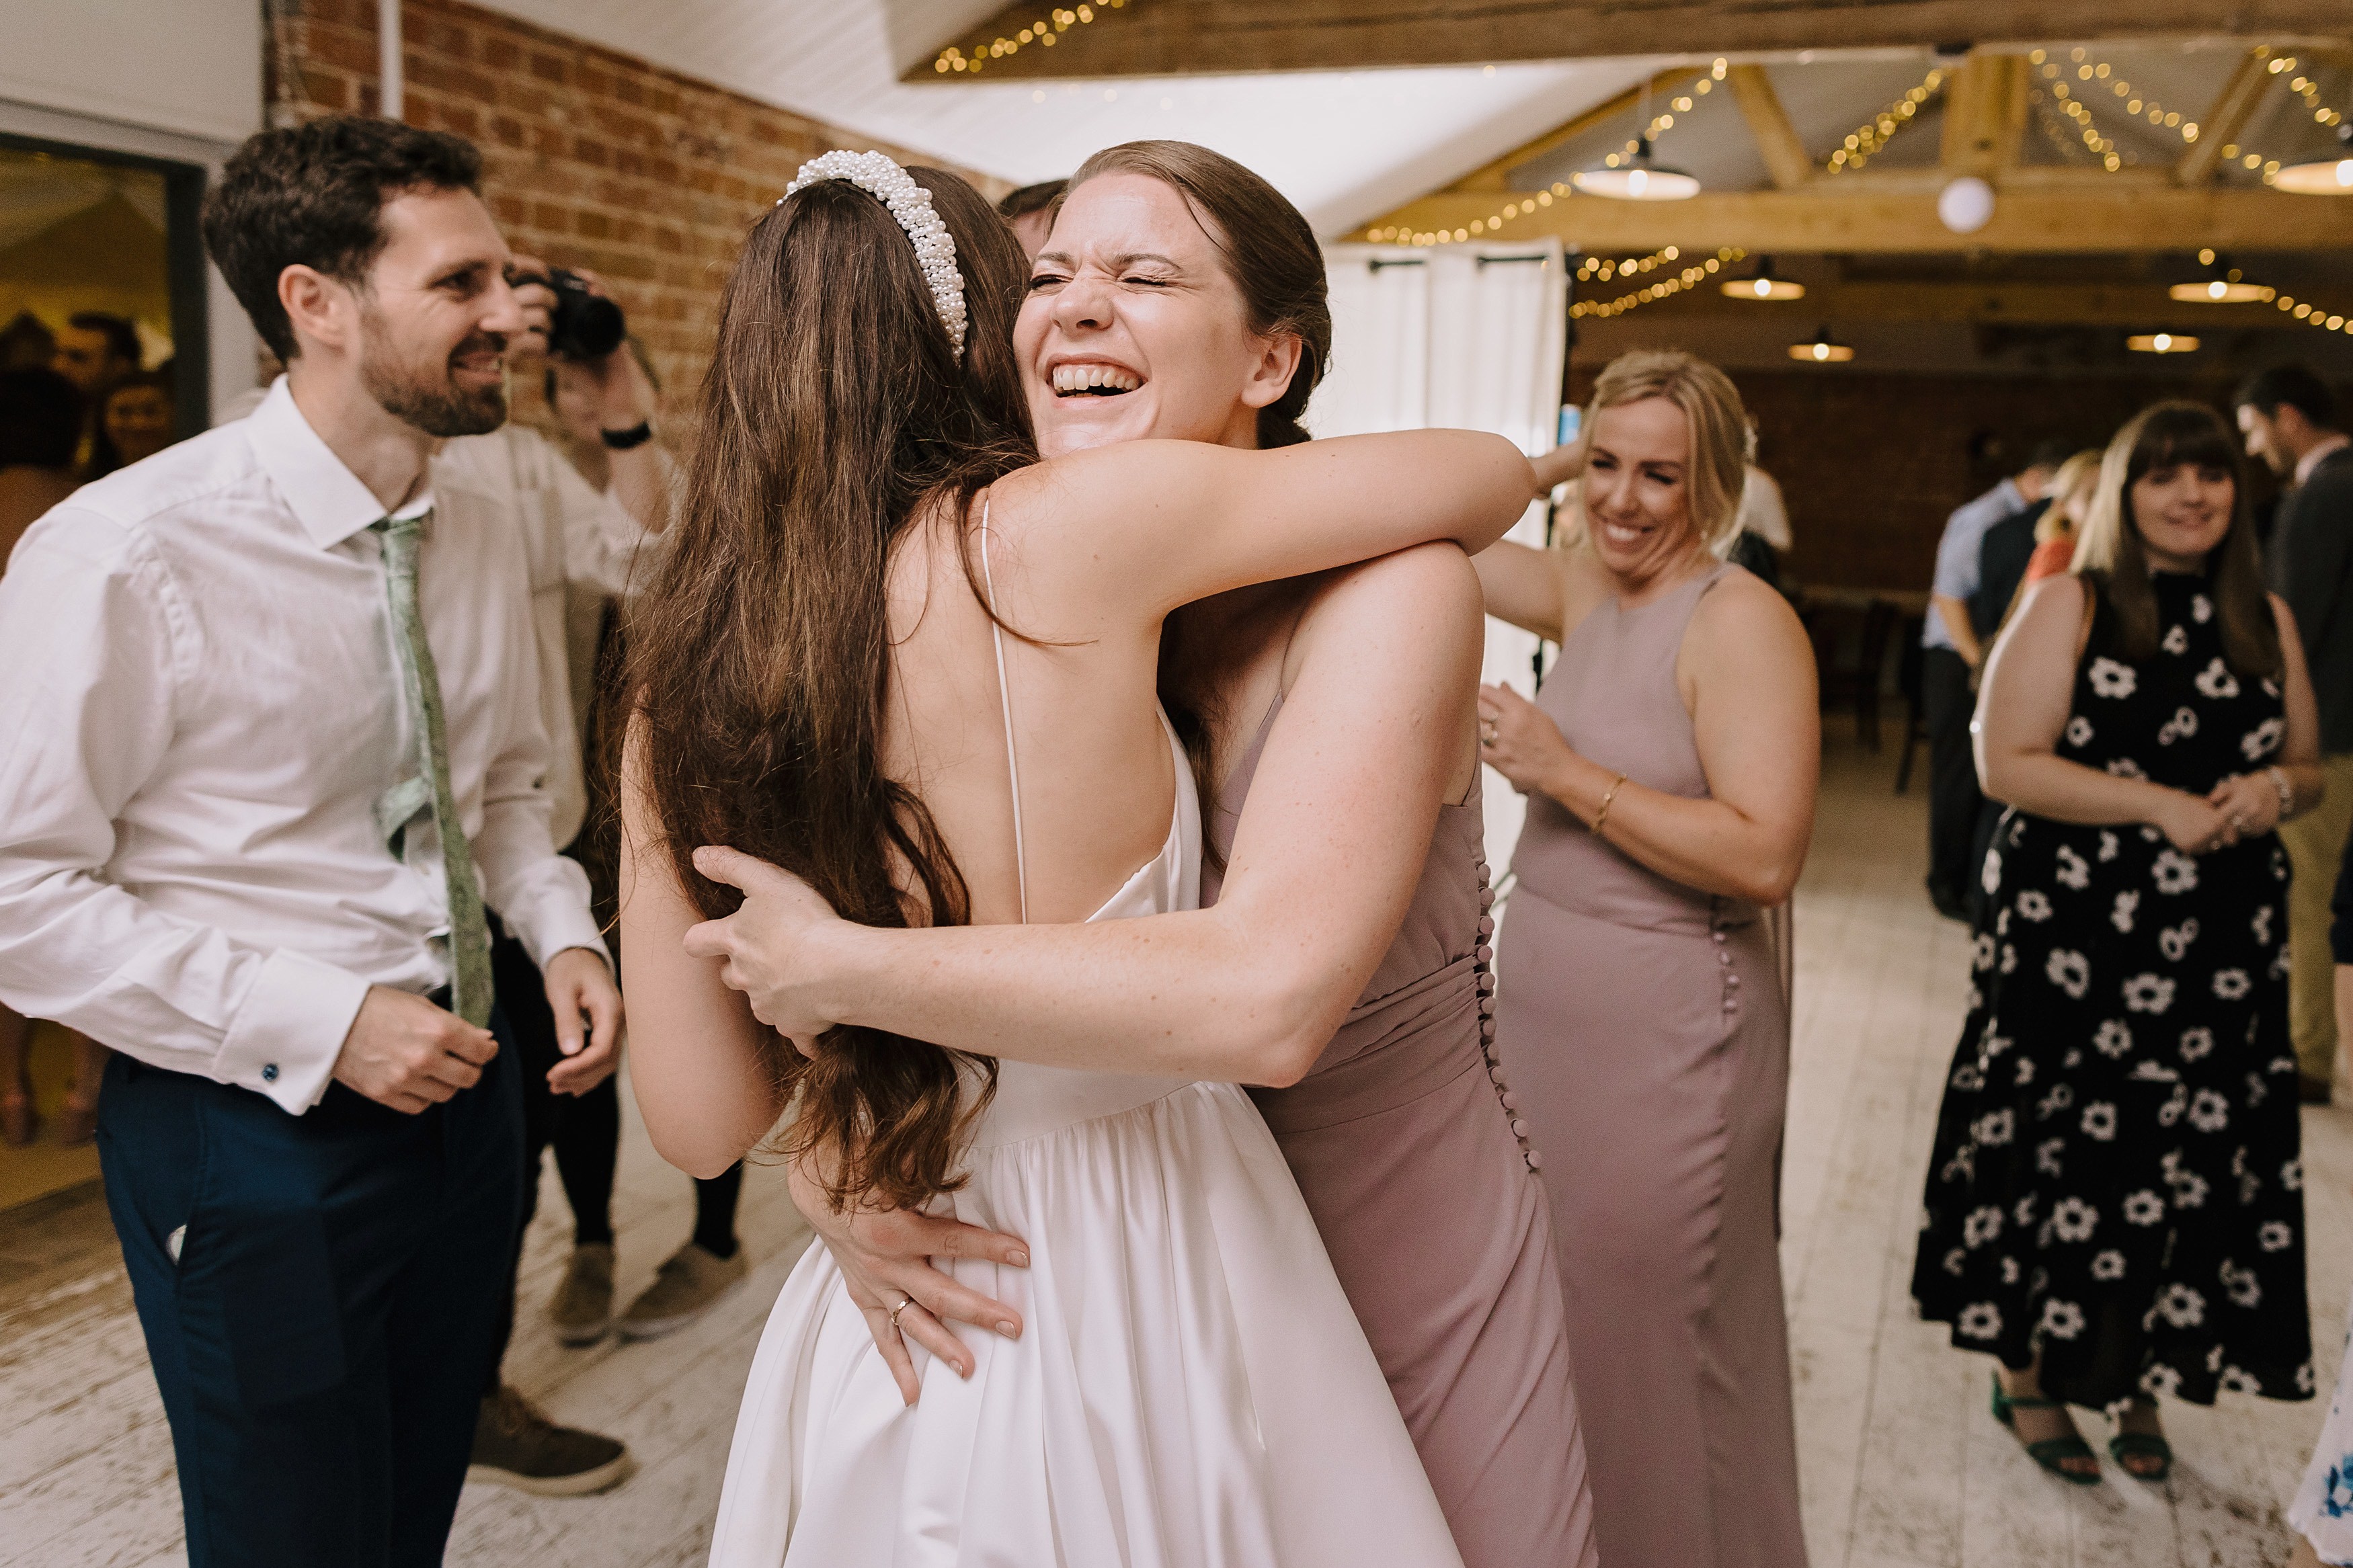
97, 1008, 524, 1568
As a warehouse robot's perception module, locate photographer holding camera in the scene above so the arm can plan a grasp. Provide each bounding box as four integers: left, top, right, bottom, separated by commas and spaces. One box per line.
432, 253, 708, 1497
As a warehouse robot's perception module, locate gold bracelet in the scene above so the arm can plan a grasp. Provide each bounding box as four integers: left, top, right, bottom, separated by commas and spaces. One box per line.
1591, 772, 1628, 837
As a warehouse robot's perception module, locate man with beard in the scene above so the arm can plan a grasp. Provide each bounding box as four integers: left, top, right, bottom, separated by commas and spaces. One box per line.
0, 118, 620, 1567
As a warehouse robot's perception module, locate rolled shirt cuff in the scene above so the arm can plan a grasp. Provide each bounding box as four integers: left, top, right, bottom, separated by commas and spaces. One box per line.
216, 947, 373, 1114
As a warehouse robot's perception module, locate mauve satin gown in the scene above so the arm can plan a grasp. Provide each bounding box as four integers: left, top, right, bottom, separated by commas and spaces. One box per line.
1203, 694, 1599, 1568
1492, 562, 1808, 1568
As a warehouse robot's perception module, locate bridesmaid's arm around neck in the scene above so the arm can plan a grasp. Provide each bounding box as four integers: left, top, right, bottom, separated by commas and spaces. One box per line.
684, 544, 1484, 1087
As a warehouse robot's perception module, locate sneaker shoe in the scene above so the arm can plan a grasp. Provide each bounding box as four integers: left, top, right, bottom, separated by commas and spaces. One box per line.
617, 1241, 748, 1341
467, 1384, 634, 1497
548, 1243, 615, 1346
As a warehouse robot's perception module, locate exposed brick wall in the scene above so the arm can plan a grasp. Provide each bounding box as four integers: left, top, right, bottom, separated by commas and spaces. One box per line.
263, 0, 1004, 428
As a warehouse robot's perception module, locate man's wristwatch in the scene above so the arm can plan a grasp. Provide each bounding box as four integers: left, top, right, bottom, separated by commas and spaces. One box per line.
600, 420, 655, 451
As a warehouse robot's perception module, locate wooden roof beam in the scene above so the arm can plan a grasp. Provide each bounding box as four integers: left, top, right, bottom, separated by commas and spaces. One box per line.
1940, 54, 2029, 175
1449, 67, 1699, 193
2178, 46, 2277, 185
1725, 65, 1814, 189
1356, 183, 2353, 253
911, 1, 2353, 82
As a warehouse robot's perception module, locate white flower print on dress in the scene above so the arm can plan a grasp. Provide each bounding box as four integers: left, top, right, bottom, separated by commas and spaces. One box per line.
2152, 851, 2198, 895
2283, 1158, 2304, 1192
2124, 1189, 2166, 1225
1964, 1206, 2004, 1246
2080, 1101, 2118, 1140
2194, 657, 2240, 700
2016, 889, 2052, 922
1981, 849, 2002, 896
2053, 845, 2091, 890
2222, 1262, 2262, 1309
1950, 1063, 1983, 1091
2188, 1088, 2230, 1132
2050, 1197, 2098, 1241
2260, 1220, 2294, 1252
2156, 1283, 2206, 1327
1999, 943, 2018, 975
2013, 1056, 2035, 1087
2107, 757, 2149, 780
2157, 919, 2200, 960
2094, 1019, 2133, 1057
2046, 950, 2091, 998
1958, 1303, 2003, 1339
2253, 906, 2274, 945
2298, 1362, 2316, 1394
2112, 889, 2139, 932
2242, 716, 2284, 761
2013, 1193, 2038, 1227
2142, 1363, 2182, 1397
2157, 1083, 2187, 1125
2122, 973, 2176, 1014
2192, 593, 2214, 623
2169, 1169, 2210, 1208
2040, 1298, 2087, 1339
2212, 968, 2250, 1001
2219, 1366, 2262, 1394
2036, 1083, 2075, 1120
2065, 715, 2094, 747
1971, 933, 1996, 971
1943, 1247, 1966, 1275
2179, 1027, 2215, 1061
1981, 1022, 2012, 1056
2000, 1257, 2020, 1286
2161, 623, 2189, 655
1972, 1108, 2016, 1147
2037, 1137, 2066, 1175
2089, 657, 2138, 698
2158, 706, 2199, 745
2098, 831, 2120, 862
2091, 1249, 2126, 1280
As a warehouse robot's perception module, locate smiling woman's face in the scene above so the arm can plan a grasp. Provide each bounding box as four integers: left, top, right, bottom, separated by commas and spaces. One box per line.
1581, 396, 1702, 583
2130, 459, 2235, 572
1016, 172, 1298, 459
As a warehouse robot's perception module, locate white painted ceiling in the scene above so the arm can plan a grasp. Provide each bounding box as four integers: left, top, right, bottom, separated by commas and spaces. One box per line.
470, 0, 1662, 235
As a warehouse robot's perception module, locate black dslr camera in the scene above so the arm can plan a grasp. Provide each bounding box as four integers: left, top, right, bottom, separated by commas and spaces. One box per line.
513, 265, 625, 361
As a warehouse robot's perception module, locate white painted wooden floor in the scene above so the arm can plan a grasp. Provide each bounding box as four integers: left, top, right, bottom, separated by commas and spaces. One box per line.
2, 731, 2346, 1567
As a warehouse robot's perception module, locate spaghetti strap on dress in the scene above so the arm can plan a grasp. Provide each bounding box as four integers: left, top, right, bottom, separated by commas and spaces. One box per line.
705, 505, 1462, 1567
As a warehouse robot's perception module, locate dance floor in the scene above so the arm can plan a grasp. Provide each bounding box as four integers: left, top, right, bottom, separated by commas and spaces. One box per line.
2, 729, 2346, 1566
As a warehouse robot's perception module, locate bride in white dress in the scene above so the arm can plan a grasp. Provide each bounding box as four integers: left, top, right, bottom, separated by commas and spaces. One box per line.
618, 151, 1535, 1565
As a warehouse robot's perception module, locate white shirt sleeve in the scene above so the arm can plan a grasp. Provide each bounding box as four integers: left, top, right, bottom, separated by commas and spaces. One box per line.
549, 442, 666, 601
0, 513, 370, 1113
466, 525, 610, 973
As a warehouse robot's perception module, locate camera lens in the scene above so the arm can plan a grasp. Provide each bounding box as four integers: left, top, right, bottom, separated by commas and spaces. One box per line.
544, 267, 626, 360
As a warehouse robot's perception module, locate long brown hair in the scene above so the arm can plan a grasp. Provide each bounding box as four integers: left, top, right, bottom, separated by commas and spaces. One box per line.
627, 165, 1035, 1211
2072, 400, 2279, 677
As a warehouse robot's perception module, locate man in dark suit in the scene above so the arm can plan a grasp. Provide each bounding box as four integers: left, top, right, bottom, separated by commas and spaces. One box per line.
2238, 365, 2353, 1102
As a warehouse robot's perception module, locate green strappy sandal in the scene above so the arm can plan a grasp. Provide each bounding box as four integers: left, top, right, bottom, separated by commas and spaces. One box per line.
1989, 1372, 2101, 1485
2107, 1429, 2172, 1483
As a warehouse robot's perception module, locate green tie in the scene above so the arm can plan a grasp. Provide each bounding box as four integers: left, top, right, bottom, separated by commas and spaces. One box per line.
372, 511, 495, 1028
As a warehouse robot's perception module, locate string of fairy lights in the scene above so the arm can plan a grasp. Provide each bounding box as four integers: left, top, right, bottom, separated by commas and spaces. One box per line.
1823, 68, 1947, 174
1360, 60, 1731, 247
1570, 249, 1746, 319
933, 0, 1132, 74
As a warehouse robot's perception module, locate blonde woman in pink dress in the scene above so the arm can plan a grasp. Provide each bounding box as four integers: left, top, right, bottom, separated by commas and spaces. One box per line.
1473, 349, 1819, 1568
686, 142, 1598, 1567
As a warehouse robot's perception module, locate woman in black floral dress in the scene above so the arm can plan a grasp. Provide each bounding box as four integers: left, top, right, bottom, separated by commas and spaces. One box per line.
1913, 402, 2326, 1485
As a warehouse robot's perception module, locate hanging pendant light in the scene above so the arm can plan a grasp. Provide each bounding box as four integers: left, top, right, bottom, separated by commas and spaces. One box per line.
2169, 251, 2268, 303
1722, 255, 1804, 300
1572, 80, 1700, 202
2276, 123, 2353, 196
2127, 332, 2200, 354
1788, 327, 1854, 363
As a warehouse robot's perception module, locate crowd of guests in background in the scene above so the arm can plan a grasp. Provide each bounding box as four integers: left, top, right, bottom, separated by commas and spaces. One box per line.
1908, 365, 2353, 1559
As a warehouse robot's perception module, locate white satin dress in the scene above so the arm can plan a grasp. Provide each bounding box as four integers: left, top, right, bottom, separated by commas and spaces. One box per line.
706, 699, 1462, 1567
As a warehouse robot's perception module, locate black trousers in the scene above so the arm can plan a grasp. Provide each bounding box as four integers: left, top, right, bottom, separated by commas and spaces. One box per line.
486, 935, 742, 1386
98, 1014, 523, 1568
1921, 645, 1986, 913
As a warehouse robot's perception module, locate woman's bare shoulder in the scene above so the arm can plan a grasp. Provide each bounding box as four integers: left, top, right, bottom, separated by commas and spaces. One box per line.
1683, 563, 1808, 666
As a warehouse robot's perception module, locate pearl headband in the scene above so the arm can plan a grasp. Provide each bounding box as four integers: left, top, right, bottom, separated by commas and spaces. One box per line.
782, 151, 968, 356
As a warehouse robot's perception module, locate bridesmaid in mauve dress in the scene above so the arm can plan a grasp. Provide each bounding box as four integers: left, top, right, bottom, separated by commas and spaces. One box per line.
1206, 690, 1598, 1568
1474, 349, 1819, 1568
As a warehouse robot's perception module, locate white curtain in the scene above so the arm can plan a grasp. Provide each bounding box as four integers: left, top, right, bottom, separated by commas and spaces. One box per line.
1312, 240, 1569, 876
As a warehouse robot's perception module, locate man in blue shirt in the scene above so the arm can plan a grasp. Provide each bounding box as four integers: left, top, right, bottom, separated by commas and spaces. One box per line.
1921, 440, 2071, 917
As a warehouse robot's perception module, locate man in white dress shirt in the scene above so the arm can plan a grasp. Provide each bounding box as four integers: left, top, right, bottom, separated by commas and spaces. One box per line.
0, 118, 621, 1567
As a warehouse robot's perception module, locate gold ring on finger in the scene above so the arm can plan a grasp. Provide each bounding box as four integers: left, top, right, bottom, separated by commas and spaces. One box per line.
887, 1293, 913, 1329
